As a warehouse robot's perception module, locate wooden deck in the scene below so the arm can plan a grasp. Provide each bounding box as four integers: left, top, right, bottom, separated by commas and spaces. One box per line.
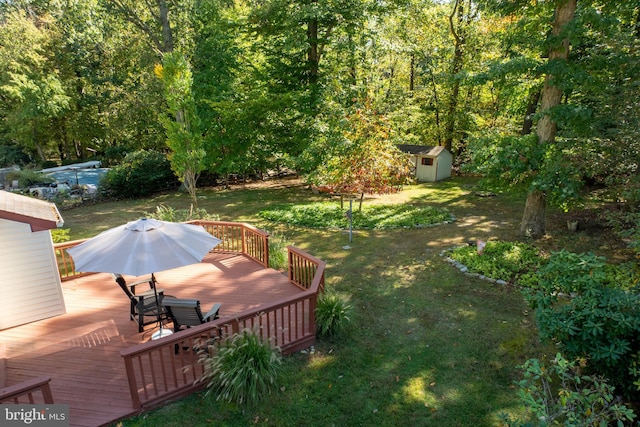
0, 252, 301, 427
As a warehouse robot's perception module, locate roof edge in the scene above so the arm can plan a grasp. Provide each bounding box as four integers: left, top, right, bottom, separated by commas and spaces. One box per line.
0, 211, 59, 232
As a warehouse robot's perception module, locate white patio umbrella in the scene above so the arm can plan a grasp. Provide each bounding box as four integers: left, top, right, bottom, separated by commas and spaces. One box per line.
67, 218, 222, 336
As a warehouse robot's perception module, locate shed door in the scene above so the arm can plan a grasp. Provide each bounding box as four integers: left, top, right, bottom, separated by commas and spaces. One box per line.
0, 219, 66, 330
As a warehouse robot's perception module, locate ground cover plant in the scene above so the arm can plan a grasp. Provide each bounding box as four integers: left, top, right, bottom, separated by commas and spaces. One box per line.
447, 241, 544, 288
258, 202, 452, 229
447, 241, 639, 291
58, 177, 637, 426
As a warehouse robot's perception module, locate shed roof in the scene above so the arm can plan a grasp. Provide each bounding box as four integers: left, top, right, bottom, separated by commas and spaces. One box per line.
396, 145, 448, 157
0, 190, 64, 232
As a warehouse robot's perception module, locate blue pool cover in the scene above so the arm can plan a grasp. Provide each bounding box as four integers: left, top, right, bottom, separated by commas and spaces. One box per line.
46, 168, 109, 187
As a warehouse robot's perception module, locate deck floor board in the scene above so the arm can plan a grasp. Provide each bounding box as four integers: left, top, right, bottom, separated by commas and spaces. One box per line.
0, 253, 299, 427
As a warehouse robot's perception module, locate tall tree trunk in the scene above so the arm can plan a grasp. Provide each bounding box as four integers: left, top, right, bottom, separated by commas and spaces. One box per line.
158, 0, 173, 53
427, 70, 442, 145
107, 0, 174, 55
306, 0, 327, 111
307, 17, 319, 86
444, 0, 465, 153
521, 191, 547, 237
409, 53, 415, 92
520, 89, 540, 135
32, 121, 45, 162
348, 33, 357, 88
520, 0, 577, 238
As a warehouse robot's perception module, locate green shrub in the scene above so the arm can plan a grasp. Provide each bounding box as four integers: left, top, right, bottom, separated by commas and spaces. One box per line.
315, 290, 353, 337
528, 250, 640, 400
449, 241, 544, 285
144, 204, 219, 222
259, 202, 451, 229
51, 228, 70, 243
0, 145, 30, 167
501, 353, 636, 426
102, 145, 131, 167
5, 169, 54, 188
198, 328, 282, 405
604, 261, 640, 291
99, 150, 178, 198
619, 216, 640, 257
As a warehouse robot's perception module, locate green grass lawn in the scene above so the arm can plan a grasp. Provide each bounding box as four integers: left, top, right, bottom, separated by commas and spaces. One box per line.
59, 177, 624, 426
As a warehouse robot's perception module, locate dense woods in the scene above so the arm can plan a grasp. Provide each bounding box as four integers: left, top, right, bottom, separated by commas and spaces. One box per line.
0, 0, 638, 236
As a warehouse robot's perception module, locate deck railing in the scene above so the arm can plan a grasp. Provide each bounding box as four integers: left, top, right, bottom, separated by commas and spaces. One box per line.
54, 239, 93, 280
0, 376, 54, 404
188, 220, 269, 268
54, 221, 270, 281
288, 246, 325, 291
120, 246, 325, 409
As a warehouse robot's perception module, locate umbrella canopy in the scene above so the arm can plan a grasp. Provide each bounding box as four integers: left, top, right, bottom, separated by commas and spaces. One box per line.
67, 218, 222, 277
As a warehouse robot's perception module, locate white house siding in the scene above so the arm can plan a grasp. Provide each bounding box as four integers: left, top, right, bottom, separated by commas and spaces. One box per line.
0, 218, 66, 330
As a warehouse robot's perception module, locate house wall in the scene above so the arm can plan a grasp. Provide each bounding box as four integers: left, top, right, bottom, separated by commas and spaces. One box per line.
0, 219, 66, 330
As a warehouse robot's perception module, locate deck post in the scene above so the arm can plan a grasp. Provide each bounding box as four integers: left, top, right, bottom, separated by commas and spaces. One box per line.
41, 381, 54, 404
263, 234, 269, 268
122, 356, 142, 409
241, 225, 246, 257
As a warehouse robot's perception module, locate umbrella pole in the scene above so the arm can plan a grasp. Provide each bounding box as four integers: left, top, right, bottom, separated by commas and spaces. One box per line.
150, 274, 173, 340
151, 273, 163, 328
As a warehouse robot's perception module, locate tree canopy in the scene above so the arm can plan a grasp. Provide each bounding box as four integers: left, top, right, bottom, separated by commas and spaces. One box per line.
308, 105, 412, 207
0, 0, 638, 234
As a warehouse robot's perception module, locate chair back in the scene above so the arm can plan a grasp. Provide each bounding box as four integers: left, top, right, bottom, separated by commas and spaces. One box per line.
162, 298, 205, 330
111, 273, 137, 304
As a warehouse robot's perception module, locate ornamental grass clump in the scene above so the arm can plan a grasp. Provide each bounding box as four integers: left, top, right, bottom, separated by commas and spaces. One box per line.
198, 328, 282, 405
315, 290, 353, 337
267, 231, 289, 271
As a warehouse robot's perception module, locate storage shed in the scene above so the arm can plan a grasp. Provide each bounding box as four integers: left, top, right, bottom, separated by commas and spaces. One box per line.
0, 191, 66, 330
397, 145, 452, 182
